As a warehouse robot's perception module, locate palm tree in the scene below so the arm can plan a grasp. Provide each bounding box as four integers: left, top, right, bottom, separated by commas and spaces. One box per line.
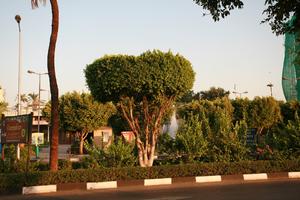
0, 101, 8, 116
20, 94, 28, 105
31, 0, 59, 171
28, 92, 39, 111
20, 93, 29, 113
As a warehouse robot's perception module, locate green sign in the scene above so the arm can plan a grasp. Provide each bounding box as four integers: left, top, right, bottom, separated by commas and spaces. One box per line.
1, 113, 33, 144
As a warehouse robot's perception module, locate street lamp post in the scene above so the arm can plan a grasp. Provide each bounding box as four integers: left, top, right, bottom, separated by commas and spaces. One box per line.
28, 70, 48, 158
40, 88, 50, 142
267, 83, 274, 97
15, 15, 22, 160
15, 15, 22, 115
232, 91, 248, 98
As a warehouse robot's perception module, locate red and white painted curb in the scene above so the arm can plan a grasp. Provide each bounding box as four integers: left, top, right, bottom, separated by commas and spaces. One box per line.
22, 171, 300, 195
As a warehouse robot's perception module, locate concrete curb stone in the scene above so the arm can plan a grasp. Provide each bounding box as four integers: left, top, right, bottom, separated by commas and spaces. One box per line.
21, 171, 300, 195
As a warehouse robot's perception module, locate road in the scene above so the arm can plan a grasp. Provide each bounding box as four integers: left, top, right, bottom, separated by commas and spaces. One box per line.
2, 179, 300, 200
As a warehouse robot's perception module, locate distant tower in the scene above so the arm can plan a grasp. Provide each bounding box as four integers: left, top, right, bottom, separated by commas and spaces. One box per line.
0, 85, 5, 102
282, 16, 300, 101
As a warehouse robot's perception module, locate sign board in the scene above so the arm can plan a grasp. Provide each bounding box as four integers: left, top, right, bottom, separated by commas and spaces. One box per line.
31, 132, 44, 145
1, 113, 32, 144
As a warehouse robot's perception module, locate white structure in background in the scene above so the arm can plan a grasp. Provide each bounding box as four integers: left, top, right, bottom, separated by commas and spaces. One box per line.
162, 108, 178, 138
0, 86, 4, 103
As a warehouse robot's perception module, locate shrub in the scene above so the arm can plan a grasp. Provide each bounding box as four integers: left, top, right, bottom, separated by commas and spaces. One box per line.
58, 159, 72, 170
1, 159, 300, 192
177, 98, 250, 162
176, 114, 208, 162
84, 138, 137, 168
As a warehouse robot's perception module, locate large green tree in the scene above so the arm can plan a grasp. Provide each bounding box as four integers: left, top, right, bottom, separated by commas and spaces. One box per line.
262, 0, 300, 35
193, 0, 244, 20
85, 50, 195, 167
59, 92, 116, 154
247, 96, 281, 136
193, 0, 300, 35
200, 87, 230, 101
31, 0, 60, 171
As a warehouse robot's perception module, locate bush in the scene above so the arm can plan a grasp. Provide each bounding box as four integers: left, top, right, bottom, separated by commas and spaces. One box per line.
177, 99, 250, 162
265, 112, 300, 160
58, 159, 72, 170
0, 144, 42, 173
1, 159, 300, 192
176, 114, 208, 163
84, 138, 137, 168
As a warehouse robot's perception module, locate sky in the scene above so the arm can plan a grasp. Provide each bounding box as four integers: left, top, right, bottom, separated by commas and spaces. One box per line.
0, 0, 285, 107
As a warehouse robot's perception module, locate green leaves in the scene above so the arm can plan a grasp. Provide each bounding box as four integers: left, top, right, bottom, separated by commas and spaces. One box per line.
177, 98, 249, 162
176, 114, 208, 162
193, 0, 244, 21
59, 92, 116, 133
85, 50, 195, 103
262, 0, 300, 35
247, 97, 281, 135
84, 139, 137, 168
43, 92, 116, 133
200, 87, 230, 101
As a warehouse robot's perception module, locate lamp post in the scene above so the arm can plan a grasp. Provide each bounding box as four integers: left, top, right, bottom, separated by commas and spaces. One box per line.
232, 91, 248, 98
15, 15, 22, 115
15, 15, 22, 160
28, 70, 48, 158
267, 83, 274, 97
40, 88, 50, 142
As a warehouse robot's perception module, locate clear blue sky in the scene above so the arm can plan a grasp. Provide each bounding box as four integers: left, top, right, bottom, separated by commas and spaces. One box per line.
0, 0, 285, 106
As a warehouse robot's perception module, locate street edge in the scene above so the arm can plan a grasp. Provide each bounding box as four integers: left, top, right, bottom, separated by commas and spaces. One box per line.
22, 171, 300, 195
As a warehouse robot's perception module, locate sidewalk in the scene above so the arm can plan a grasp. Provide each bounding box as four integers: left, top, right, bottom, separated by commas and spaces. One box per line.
32, 144, 72, 162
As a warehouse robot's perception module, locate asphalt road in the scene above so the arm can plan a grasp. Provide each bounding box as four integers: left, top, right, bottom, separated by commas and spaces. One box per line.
2, 179, 300, 200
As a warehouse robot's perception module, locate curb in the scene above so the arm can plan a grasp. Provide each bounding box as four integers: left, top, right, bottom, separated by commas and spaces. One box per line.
22, 171, 300, 195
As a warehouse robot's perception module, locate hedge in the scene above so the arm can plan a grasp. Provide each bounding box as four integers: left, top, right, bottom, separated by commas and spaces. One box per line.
1, 160, 300, 193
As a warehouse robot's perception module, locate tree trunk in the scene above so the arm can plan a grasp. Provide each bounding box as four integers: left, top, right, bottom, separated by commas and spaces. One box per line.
79, 138, 84, 155
256, 127, 264, 145
48, 0, 59, 171
79, 131, 88, 155
120, 96, 174, 167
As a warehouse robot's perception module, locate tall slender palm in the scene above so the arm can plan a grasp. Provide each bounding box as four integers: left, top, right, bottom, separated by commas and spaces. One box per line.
31, 0, 59, 171
28, 92, 39, 111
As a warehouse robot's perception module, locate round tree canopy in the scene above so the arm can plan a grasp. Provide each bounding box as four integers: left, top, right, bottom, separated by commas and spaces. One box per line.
85, 50, 195, 103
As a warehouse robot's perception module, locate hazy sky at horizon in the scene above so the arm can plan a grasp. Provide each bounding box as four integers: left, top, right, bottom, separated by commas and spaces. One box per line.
0, 0, 285, 107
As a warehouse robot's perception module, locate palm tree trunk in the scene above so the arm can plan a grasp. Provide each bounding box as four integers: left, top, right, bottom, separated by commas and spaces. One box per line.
48, 0, 59, 171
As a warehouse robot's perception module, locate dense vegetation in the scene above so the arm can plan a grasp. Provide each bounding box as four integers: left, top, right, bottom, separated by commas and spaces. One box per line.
1, 93, 300, 193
